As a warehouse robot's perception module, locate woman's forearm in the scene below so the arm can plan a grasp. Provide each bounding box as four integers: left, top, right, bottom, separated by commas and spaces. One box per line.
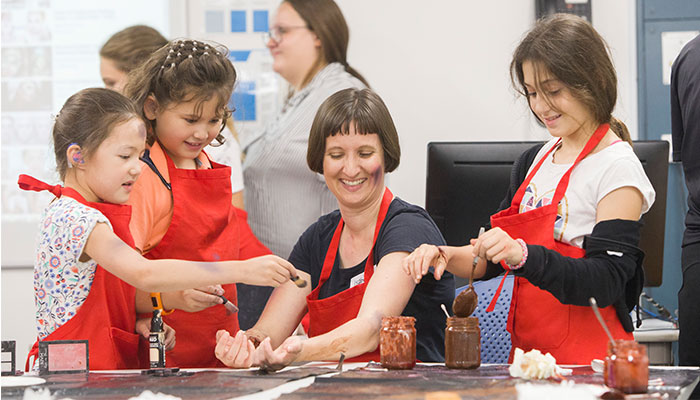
297, 315, 382, 362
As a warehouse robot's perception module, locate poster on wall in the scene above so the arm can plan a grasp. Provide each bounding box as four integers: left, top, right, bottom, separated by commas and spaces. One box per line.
1, 0, 170, 266
187, 0, 282, 150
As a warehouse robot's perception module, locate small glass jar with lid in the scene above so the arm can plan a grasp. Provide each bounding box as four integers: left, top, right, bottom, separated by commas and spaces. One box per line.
444, 316, 480, 369
604, 339, 649, 394
380, 316, 416, 370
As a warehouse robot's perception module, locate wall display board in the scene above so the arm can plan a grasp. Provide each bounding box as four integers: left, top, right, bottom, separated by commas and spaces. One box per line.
1, 0, 170, 267
185, 0, 282, 150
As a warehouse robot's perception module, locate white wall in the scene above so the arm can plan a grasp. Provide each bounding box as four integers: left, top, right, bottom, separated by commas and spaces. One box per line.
337, 0, 638, 206
1, 0, 638, 367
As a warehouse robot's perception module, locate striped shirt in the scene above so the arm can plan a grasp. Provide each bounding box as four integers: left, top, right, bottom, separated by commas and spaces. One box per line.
242, 63, 367, 258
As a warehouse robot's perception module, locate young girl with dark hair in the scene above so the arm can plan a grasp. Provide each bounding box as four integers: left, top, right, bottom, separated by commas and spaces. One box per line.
403, 14, 655, 364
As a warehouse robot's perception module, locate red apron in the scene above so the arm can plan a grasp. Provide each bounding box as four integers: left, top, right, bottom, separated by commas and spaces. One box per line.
489, 124, 632, 364
142, 146, 240, 368
18, 174, 139, 371
306, 188, 393, 362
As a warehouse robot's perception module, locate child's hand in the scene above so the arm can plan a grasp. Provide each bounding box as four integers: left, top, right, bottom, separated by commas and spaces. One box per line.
215, 329, 256, 368
135, 317, 151, 339
176, 285, 225, 312
470, 227, 523, 266
242, 255, 299, 287
401, 244, 448, 283
135, 317, 176, 351
163, 322, 176, 351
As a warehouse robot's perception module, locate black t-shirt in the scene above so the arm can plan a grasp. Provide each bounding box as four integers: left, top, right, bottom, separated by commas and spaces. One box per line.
671, 33, 700, 246
289, 197, 455, 362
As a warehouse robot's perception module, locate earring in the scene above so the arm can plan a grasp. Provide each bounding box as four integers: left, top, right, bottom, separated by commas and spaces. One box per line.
72, 151, 83, 165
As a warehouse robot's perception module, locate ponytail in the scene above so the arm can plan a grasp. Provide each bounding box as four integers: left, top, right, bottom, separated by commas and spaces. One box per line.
344, 63, 369, 88
609, 116, 632, 145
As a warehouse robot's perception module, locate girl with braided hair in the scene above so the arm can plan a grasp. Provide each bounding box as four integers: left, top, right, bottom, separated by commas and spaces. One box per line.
124, 39, 292, 368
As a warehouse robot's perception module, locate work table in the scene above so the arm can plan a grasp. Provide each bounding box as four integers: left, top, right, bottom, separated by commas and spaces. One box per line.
2, 363, 699, 400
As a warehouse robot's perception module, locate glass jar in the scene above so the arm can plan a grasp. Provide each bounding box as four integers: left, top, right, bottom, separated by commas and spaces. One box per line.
445, 316, 480, 369
380, 316, 416, 370
604, 340, 648, 394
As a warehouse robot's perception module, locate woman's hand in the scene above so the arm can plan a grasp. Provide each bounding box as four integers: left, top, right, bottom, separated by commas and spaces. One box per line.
215, 329, 256, 368
254, 336, 303, 372
135, 318, 176, 351
239, 255, 300, 287
401, 244, 448, 283
471, 227, 523, 266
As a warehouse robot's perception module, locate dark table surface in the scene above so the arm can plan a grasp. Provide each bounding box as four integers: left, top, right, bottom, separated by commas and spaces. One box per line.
2, 363, 699, 400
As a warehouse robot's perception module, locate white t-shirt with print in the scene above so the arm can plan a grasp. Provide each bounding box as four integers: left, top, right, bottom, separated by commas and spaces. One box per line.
34, 196, 110, 340
520, 139, 655, 248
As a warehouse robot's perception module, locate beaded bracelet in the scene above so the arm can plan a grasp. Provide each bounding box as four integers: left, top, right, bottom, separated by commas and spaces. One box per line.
504, 238, 528, 270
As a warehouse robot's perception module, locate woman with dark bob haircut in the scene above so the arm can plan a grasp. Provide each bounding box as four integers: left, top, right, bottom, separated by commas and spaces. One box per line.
215, 88, 455, 368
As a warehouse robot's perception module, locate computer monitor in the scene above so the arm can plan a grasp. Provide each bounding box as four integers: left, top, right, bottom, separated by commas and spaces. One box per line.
425, 140, 668, 287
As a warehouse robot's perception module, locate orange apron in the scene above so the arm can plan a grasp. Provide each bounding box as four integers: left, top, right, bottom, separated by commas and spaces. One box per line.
141, 146, 240, 368
18, 174, 140, 370
489, 124, 632, 364
306, 188, 393, 362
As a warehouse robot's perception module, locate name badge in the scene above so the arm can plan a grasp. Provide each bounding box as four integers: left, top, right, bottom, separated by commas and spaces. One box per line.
349, 265, 376, 288
349, 272, 365, 288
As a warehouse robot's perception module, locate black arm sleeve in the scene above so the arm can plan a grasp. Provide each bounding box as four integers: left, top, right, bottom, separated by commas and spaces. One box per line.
515, 219, 644, 310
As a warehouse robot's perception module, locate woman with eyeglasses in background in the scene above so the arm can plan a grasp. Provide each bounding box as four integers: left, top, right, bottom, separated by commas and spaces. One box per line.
238, 0, 368, 330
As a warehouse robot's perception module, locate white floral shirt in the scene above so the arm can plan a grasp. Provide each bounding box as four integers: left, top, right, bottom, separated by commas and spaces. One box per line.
34, 196, 110, 339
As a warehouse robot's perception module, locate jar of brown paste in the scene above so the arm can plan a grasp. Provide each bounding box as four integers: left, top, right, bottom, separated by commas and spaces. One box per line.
604, 340, 648, 394
445, 316, 480, 369
380, 316, 416, 370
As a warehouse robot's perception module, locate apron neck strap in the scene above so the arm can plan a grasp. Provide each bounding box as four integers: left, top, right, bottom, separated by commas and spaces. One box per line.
317, 187, 394, 286
550, 123, 609, 205
511, 123, 609, 206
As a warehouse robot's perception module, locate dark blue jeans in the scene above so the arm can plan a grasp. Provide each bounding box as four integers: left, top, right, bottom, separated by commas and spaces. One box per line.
679, 240, 700, 398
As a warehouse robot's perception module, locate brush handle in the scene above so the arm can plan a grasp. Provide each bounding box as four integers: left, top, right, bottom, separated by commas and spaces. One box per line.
589, 297, 615, 345
218, 295, 239, 313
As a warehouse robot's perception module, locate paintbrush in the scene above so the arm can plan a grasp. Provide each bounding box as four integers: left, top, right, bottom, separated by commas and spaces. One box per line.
291, 275, 307, 288
218, 295, 239, 315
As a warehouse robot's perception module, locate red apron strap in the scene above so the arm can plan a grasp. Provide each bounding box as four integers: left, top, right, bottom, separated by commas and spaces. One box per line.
317, 221, 345, 287
315, 188, 394, 291
486, 123, 610, 312
550, 123, 609, 206
18, 174, 62, 198
485, 270, 510, 312
510, 140, 560, 206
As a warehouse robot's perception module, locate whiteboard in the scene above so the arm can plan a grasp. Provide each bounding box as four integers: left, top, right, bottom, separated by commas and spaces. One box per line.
1, 0, 171, 267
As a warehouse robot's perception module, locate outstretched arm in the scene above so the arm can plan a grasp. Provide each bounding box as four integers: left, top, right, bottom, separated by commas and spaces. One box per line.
83, 222, 298, 292
471, 186, 645, 307
402, 243, 488, 282
252, 252, 417, 369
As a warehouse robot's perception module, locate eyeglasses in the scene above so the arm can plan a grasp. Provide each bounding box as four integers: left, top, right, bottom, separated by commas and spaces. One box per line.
263, 25, 309, 44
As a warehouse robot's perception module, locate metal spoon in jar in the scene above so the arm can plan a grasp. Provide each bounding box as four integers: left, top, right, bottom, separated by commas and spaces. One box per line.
452, 227, 485, 317
589, 297, 615, 346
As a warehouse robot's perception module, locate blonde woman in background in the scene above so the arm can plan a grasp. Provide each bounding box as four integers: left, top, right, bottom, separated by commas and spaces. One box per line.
239, 0, 368, 329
